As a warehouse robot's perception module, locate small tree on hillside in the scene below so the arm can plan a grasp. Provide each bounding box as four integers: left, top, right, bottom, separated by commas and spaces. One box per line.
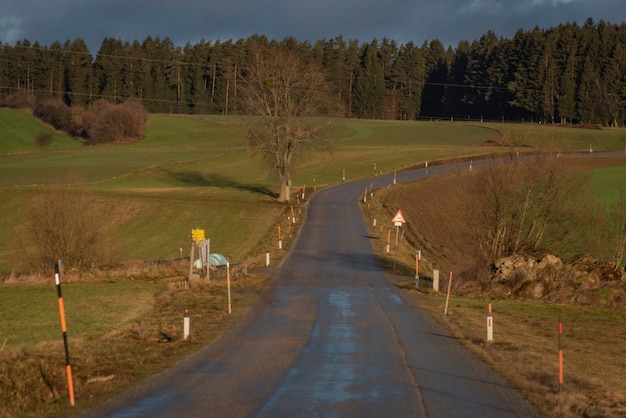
239, 47, 338, 203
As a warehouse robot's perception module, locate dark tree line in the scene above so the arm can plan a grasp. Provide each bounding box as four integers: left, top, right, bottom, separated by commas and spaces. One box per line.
1, 18, 625, 126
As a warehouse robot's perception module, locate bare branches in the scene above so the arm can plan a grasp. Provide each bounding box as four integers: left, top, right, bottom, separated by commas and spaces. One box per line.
239, 47, 338, 202
592, 190, 626, 269
462, 152, 592, 264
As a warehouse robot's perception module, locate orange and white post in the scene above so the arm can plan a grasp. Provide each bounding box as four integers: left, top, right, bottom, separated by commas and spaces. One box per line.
415, 251, 421, 289
227, 259, 232, 315
55, 261, 75, 406
558, 315, 564, 389
386, 229, 391, 254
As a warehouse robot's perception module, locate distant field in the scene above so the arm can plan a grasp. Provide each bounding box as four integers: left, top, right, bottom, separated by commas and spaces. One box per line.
590, 165, 626, 204
1, 109, 625, 274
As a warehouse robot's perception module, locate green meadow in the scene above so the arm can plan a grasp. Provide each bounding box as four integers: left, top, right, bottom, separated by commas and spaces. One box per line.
1, 108, 625, 274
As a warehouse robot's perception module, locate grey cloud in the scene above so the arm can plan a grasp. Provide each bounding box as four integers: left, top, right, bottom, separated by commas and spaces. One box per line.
0, 0, 624, 53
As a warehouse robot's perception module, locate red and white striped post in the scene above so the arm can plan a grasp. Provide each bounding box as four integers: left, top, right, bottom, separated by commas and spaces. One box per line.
54, 261, 75, 406
278, 225, 282, 249
393, 171, 397, 185
415, 251, 421, 289
386, 229, 391, 254
487, 303, 493, 342
558, 315, 564, 390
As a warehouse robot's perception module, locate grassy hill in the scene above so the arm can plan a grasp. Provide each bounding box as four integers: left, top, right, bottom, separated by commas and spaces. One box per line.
1, 108, 625, 274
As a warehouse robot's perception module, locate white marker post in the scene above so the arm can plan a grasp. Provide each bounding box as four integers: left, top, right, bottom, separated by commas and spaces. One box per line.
487, 303, 493, 343
265, 252, 270, 267
278, 225, 282, 250
227, 259, 232, 315
183, 309, 190, 340
433, 269, 440, 293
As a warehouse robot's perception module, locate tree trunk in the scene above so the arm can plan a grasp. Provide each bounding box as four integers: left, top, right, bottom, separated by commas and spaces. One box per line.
278, 179, 291, 203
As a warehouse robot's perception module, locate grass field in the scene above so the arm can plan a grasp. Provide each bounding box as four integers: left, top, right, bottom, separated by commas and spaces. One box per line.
1, 108, 625, 417
1, 110, 625, 274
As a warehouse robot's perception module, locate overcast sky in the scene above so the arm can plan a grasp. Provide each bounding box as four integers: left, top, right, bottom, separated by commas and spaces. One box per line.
1, 0, 625, 54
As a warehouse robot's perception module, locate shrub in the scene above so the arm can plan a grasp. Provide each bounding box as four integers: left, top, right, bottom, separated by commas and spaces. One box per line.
33, 99, 72, 131
85, 99, 148, 145
1, 92, 36, 110
14, 186, 118, 273
35, 132, 53, 148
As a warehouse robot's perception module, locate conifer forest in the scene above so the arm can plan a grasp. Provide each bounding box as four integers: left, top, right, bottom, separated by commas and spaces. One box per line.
1, 18, 625, 126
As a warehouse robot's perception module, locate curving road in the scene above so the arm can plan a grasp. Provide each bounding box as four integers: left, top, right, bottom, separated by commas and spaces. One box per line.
82, 161, 542, 418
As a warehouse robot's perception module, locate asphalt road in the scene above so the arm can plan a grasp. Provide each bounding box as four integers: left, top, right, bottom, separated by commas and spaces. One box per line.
82, 162, 542, 418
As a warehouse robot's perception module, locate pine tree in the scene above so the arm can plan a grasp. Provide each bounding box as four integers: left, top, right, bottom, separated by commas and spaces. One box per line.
64, 39, 93, 107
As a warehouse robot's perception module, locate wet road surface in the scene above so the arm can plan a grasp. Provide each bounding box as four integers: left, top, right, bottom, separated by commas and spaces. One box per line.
81, 162, 542, 417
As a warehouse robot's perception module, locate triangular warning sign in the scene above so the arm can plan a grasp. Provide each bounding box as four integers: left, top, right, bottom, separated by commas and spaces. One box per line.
392, 210, 406, 224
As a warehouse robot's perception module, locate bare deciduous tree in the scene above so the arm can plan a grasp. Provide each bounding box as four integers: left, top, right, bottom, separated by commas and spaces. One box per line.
239, 47, 337, 202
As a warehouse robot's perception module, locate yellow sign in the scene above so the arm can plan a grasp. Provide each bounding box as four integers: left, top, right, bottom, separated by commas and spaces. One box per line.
191, 229, 205, 245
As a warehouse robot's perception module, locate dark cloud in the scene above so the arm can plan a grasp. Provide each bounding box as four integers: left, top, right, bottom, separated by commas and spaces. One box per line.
0, 0, 624, 53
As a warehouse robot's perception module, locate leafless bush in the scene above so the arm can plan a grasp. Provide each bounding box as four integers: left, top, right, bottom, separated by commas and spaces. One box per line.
14, 186, 118, 273
35, 132, 53, 148
461, 152, 592, 264
83, 99, 148, 145
591, 190, 626, 270
1, 92, 36, 110
33, 99, 72, 131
